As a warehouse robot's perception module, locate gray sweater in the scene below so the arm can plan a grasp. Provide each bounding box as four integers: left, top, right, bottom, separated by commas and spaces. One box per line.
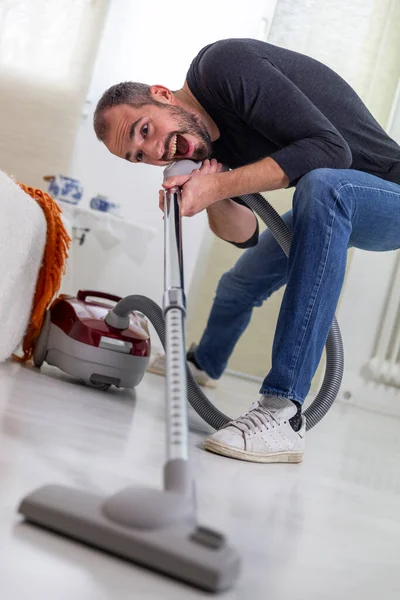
187, 38, 400, 187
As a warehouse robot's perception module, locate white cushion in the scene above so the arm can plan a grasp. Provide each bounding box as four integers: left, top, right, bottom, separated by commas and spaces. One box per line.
0, 170, 46, 361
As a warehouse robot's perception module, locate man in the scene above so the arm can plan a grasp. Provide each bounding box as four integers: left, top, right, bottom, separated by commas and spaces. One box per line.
93, 38, 400, 464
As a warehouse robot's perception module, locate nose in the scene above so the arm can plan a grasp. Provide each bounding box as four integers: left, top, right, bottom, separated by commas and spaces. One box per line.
142, 138, 164, 163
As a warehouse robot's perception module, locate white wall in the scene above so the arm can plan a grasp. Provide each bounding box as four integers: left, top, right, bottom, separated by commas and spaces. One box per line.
0, 0, 108, 188
69, 0, 277, 304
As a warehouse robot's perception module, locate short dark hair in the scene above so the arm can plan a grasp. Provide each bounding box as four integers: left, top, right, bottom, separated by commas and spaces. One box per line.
93, 82, 158, 141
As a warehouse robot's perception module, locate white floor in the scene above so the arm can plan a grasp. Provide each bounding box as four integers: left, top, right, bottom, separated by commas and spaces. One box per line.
1, 360, 400, 599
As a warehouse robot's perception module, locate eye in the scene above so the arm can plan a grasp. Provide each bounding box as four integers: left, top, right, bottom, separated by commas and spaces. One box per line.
136, 151, 143, 163
142, 124, 148, 137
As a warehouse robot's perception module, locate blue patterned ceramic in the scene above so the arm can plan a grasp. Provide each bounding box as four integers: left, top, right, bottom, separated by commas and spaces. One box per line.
47, 175, 83, 205
90, 194, 120, 215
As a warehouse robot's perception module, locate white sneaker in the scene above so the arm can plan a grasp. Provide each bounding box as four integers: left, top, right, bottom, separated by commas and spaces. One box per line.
204, 396, 305, 463
147, 347, 218, 389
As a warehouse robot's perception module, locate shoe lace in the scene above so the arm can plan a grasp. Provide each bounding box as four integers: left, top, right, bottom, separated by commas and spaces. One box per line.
228, 404, 280, 435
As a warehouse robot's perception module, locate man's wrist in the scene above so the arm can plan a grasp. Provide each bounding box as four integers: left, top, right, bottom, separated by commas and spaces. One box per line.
212, 171, 232, 202
212, 158, 289, 199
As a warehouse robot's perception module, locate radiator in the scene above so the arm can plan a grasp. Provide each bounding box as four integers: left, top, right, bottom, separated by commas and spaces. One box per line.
368, 252, 400, 386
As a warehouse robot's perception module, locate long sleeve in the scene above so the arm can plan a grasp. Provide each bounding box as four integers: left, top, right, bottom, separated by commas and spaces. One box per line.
199, 40, 353, 185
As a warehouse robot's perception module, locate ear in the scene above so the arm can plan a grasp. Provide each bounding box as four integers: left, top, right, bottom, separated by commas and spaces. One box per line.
150, 85, 175, 105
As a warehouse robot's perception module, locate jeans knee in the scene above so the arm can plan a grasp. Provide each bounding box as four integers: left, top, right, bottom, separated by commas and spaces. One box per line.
216, 269, 264, 307
295, 168, 340, 198
294, 168, 352, 219
298, 168, 344, 188
216, 270, 242, 302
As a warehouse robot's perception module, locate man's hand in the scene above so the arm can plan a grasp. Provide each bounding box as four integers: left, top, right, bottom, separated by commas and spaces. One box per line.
158, 154, 289, 244
160, 159, 223, 217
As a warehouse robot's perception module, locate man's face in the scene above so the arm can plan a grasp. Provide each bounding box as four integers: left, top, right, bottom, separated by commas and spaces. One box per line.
103, 102, 212, 166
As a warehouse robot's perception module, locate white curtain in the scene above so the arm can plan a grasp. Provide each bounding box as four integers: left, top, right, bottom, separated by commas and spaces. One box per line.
268, 0, 400, 128
0, 0, 109, 187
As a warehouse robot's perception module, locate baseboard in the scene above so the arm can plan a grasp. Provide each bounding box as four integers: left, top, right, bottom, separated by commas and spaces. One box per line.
149, 353, 400, 418
225, 369, 263, 383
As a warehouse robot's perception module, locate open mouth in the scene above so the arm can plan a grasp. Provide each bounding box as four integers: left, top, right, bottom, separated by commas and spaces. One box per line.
168, 134, 191, 160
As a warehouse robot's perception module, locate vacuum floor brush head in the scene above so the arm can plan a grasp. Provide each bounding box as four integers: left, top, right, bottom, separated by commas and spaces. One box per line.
18, 484, 240, 593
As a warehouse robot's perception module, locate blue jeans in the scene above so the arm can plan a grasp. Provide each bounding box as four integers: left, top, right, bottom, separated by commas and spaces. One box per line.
195, 168, 400, 404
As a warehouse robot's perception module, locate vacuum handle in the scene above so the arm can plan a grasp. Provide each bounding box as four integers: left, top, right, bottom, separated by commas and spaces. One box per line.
163, 160, 229, 180
163, 159, 202, 180
162, 160, 203, 295
163, 188, 184, 294
77, 290, 122, 304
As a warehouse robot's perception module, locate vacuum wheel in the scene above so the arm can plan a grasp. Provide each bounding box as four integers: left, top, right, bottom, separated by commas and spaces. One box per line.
90, 382, 111, 392
33, 310, 51, 368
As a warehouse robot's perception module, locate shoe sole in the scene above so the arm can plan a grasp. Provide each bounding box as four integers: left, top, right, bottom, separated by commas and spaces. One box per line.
147, 362, 218, 389
203, 439, 304, 464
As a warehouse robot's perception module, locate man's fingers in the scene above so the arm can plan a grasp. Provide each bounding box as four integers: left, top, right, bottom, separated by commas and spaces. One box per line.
198, 159, 211, 174
203, 158, 223, 174
162, 174, 192, 189
163, 161, 223, 188
159, 189, 164, 211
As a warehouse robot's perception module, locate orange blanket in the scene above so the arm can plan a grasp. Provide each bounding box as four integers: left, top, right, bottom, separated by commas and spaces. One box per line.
17, 184, 71, 361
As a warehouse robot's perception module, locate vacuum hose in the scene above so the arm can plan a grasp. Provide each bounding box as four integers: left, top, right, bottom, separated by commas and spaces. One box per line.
108, 163, 344, 431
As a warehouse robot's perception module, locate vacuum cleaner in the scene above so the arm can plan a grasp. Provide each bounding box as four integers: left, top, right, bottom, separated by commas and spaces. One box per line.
33, 290, 151, 390
18, 160, 344, 593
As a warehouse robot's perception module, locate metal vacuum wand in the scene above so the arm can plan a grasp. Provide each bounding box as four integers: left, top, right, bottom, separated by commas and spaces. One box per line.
163, 183, 189, 466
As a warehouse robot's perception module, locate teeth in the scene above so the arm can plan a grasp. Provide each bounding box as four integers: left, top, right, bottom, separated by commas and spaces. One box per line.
171, 134, 177, 158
